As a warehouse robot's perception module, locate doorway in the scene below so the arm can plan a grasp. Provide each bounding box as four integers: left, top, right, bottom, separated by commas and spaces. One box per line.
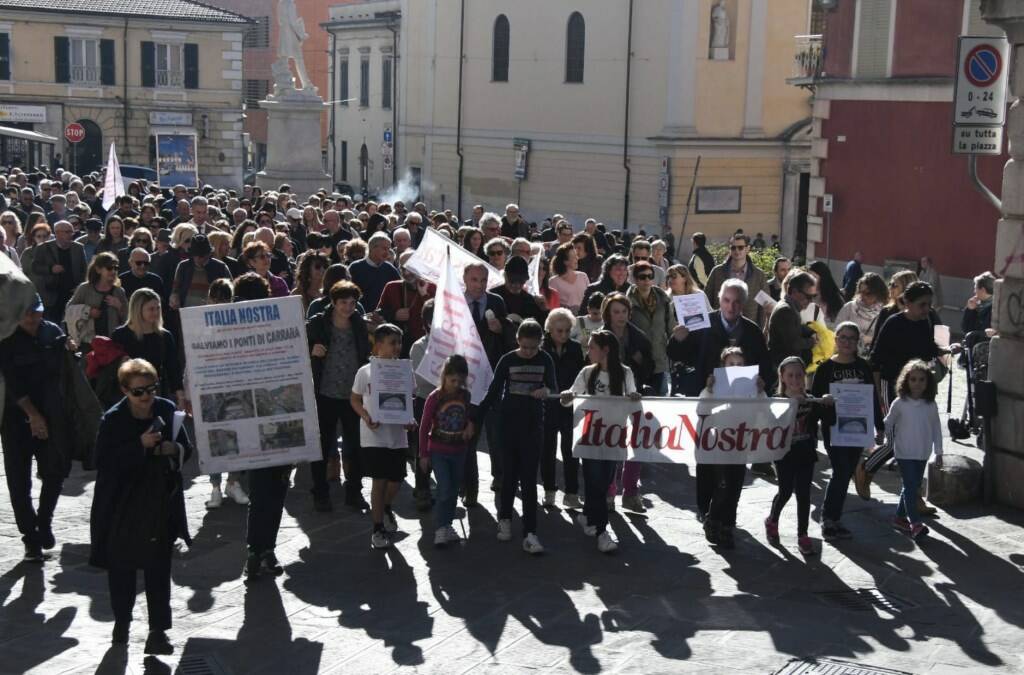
71, 119, 102, 174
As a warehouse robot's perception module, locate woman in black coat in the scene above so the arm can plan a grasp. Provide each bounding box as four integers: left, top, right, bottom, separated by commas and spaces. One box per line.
90, 358, 190, 654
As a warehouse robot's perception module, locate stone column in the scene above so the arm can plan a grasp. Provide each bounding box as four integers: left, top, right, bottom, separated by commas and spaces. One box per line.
981, 0, 1024, 508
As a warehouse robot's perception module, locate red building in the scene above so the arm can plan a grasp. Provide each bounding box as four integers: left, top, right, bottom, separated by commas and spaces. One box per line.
795, 0, 1005, 308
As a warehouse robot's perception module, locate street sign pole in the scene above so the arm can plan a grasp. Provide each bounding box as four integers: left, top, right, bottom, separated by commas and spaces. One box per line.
953, 36, 1009, 209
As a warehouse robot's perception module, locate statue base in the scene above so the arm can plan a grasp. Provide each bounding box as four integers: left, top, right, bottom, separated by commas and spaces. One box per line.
712, 47, 730, 61
255, 93, 331, 197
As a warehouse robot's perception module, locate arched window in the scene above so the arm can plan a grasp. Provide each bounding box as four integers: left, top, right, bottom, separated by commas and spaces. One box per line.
492, 14, 510, 82
565, 12, 585, 83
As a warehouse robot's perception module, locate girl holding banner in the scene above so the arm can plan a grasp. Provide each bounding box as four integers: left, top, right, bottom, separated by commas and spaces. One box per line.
560, 330, 641, 554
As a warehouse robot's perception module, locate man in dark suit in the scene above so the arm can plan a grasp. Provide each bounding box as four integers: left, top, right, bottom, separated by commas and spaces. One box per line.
30, 220, 86, 324
462, 262, 509, 506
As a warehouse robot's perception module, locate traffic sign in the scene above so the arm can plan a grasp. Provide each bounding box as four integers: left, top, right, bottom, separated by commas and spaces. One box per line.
383, 128, 392, 144
952, 125, 1004, 156
64, 122, 85, 144
953, 36, 1009, 127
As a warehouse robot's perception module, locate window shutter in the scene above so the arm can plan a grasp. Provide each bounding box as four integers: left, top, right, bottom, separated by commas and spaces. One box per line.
184, 43, 199, 89
0, 34, 10, 81
54, 36, 70, 83
855, 0, 890, 78
492, 15, 510, 82
141, 40, 155, 87
100, 38, 115, 85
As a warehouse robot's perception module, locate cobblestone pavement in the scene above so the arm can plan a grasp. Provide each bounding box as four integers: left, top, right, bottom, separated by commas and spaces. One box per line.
1, 367, 1022, 675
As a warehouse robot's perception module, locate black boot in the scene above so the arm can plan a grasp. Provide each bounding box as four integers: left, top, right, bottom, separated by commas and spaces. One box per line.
111, 621, 129, 644
144, 630, 173, 655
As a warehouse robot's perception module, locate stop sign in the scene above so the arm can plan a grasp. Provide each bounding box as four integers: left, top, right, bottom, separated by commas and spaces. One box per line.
64, 122, 85, 144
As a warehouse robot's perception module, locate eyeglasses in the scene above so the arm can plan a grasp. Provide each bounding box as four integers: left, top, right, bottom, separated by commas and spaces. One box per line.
103, 264, 119, 271
487, 250, 505, 257
127, 383, 159, 397
729, 245, 747, 251
635, 273, 655, 281
252, 253, 270, 260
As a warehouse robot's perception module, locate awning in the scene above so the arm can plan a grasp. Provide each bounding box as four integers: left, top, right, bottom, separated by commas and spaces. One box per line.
0, 125, 59, 143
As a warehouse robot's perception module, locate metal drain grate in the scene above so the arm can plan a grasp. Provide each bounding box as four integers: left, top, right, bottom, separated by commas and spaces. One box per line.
176, 655, 228, 675
814, 588, 916, 613
773, 657, 914, 675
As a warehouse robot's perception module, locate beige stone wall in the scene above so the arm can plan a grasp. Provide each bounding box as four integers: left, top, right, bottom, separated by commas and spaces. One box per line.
0, 11, 244, 185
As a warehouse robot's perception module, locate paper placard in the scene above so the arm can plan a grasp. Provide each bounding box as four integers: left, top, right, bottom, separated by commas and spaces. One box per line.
712, 365, 760, 398
366, 358, 415, 425
673, 293, 711, 331
829, 382, 875, 448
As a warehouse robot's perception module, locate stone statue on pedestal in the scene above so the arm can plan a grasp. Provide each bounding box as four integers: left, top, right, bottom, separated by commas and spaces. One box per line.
710, 0, 730, 60
275, 0, 315, 96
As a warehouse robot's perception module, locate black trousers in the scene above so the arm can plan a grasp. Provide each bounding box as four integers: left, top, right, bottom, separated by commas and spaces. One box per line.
771, 455, 815, 535
542, 405, 579, 494
582, 459, 617, 534
708, 465, 746, 528
107, 550, 173, 631
312, 395, 362, 499
246, 465, 290, 554
1, 418, 64, 544
499, 418, 542, 536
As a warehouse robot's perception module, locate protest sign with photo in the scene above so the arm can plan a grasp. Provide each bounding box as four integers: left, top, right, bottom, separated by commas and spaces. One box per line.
367, 358, 415, 425
571, 396, 796, 465
673, 292, 711, 331
181, 295, 320, 474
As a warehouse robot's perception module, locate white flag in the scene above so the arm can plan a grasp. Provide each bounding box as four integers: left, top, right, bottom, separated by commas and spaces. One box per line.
415, 247, 494, 404
526, 249, 542, 296
101, 143, 125, 211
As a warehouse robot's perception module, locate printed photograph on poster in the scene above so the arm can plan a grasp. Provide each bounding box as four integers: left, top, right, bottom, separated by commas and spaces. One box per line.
367, 358, 414, 425
156, 133, 198, 188
673, 293, 711, 331
201, 390, 255, 422
255, 383, 305, 416
181, 295, 321, 474
829, 382, 875, 448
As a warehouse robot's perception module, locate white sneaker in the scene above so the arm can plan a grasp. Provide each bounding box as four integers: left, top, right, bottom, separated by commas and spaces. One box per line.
496, 519, 512, 541
575, 513, 597, 537
205, 487, 223, 510
383, 509, 399, 533
371, 529, 391, 549
522, 533, 545, 555
225, 481, 249, 505
434, 527, 448, 547
563, 493, 583, 509
444, 525, 460, 543
543, 490, 557, 507
597, 531, 619, 554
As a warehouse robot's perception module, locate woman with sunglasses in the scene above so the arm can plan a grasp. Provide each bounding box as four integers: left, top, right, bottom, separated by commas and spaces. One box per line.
292, 251, 331, 314
90, 358, 191, 654
67, 252, 128, 348
242, 241, 289, 297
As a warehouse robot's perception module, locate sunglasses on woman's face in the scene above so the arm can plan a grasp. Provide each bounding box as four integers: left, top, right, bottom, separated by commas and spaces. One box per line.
636, 274, 654, 281
128, 383, 159, 397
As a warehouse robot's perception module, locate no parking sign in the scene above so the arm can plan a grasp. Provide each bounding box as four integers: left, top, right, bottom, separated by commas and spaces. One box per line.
952, 36, 1009, 155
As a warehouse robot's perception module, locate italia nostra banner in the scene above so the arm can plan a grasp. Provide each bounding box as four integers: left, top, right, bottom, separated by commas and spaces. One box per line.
570, 396, 797, 465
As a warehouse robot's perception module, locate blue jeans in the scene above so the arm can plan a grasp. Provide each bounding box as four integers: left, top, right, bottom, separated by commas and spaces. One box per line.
823, 446, 861, 523
896, 459, 927, 524
432, 451, 466, 529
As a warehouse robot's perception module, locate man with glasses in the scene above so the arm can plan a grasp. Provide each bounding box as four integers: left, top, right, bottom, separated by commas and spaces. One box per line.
32, 220, 86, 323
555, 220, 574, 246
119, 248, 164, 298
705, 233, 770, 324
767, 270, 819, 369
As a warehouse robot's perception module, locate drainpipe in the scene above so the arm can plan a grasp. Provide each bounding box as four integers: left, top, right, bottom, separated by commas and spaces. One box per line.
388, 18, 398, 185
329, 30, 337, 183
621, 0, 634, 231
123, 17, 130, 161
456, 0, 465, 222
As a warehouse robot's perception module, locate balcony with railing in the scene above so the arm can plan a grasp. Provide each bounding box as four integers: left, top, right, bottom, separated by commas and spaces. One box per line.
156, 69, 184, 88
70, 65, 100, 85
789, 34, 824, 86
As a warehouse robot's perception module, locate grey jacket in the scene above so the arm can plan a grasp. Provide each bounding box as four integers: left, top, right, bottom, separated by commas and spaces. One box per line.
30, 240, 87, 307
627, 285, 677, 375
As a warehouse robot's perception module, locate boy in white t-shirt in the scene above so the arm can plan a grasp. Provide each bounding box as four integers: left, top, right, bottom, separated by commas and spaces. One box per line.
351, 323, 417, 549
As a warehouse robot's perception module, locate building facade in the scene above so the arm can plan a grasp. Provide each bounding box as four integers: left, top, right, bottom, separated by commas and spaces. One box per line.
0, 0, 249, 186
323, 1, 401, 196
796, 0, 1004, 306
327, 0, 816, 248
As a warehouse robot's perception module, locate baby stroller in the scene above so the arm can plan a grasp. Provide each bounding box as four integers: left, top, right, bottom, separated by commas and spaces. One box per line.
948, 330, 990, 442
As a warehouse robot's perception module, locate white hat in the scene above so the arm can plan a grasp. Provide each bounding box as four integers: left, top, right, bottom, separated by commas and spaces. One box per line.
286, 207, 303, 220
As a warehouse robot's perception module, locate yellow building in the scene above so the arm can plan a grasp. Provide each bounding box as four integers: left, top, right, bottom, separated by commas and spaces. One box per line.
0, 0, 249, 186
373, 0, 817, 253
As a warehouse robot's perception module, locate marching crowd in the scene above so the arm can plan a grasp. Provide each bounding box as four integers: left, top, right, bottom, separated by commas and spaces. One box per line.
0, 164, 995, 654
